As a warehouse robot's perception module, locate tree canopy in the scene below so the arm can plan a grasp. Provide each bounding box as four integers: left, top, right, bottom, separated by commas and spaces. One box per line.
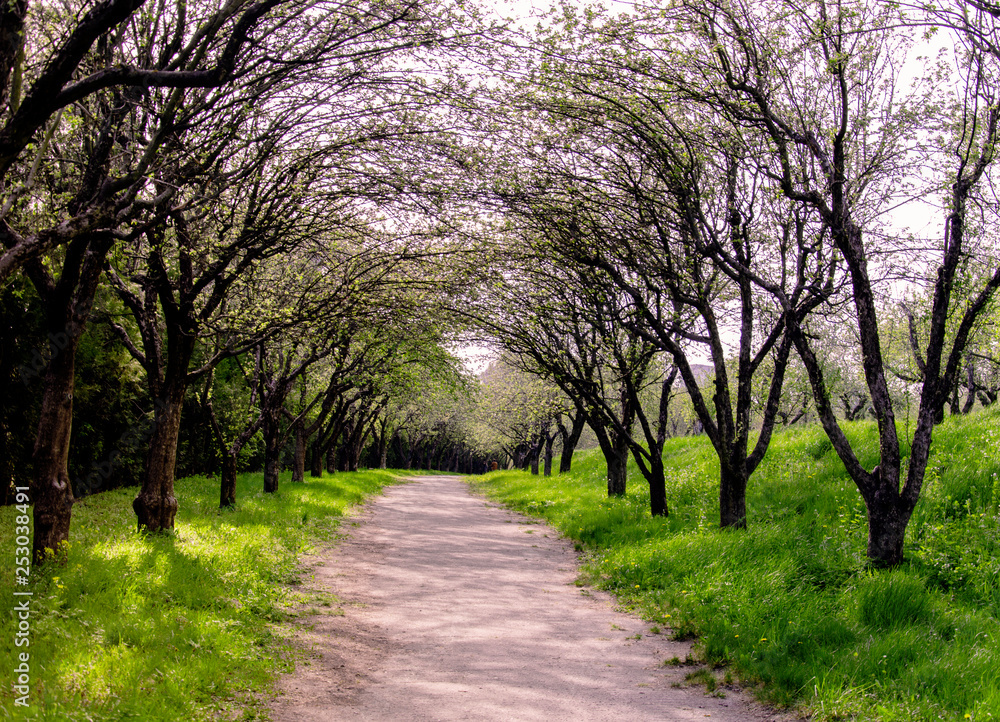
1, 0, 998, 569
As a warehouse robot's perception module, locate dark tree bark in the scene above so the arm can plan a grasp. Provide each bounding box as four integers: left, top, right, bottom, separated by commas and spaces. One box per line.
326, 442, 337, 474
556, 406, 587, 473
588, 389, 635, 497
262, 400, 282, 494
543, 427, 556, 477
605, 445, 628, 496
218, 453, 238, 509
291, 421, 306, 482
718, 460, 749, 531
375, 417, 390, 469
26, 231, 113, 561
133, 382, 186, 531
528, 429, 543, 475
30, 330, 80, 561
311, 437, 324, 477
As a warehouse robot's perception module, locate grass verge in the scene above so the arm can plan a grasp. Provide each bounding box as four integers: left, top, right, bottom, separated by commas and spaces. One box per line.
0, 469, 401, 721
471, 407, 1000, 721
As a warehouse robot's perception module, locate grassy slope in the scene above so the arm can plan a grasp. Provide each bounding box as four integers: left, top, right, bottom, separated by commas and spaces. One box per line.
471, 407, 1000, 722
0, 469, 404, 721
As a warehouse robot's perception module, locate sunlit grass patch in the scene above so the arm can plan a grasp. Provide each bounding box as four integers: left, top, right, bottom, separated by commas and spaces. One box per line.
0, 469, 398, 720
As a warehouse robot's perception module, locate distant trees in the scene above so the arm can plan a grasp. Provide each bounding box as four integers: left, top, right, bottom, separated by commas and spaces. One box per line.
470, 359, 565, 474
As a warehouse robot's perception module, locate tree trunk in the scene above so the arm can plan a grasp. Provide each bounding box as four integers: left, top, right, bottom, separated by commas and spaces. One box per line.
311, 437, 324, 477
345, 419, 371, 472
133, 390, 184, 532
347, 441, 361, 472
219, 453, 238, 508
719, 462, 748, 529
961, 364, 977, 415
543, 432, 555, 477
30, 332, 80, 562
262, 406, 282, 494
864, 492, 912, 567
292, 422, 306, 482
558, 411, 587, 474
326, 441, 337, 474
648, 456, 668, 517
607, 409, 632, 496
27, 233, 113, 558
606, 445, 628, 496
372, 418, 389, 470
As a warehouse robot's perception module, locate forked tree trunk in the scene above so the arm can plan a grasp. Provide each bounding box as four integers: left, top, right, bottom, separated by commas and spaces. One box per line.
30, 333, 80, 561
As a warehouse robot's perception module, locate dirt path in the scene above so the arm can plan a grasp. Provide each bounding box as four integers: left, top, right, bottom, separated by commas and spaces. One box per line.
270, 475, 795, 721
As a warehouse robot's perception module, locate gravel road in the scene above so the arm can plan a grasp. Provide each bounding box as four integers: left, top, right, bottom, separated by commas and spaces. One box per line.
270, 475, 794, 722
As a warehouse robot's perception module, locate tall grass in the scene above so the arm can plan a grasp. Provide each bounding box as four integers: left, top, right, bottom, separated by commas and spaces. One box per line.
472, 407, 1000, 721
0, 470, 400, 721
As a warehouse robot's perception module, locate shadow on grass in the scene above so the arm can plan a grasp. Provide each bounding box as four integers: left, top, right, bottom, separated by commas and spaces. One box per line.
0, 468, 399, 721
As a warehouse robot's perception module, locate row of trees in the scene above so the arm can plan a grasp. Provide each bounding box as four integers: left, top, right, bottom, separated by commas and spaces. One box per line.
4, 0, 999, 571
442, 0, 1000, 565
0, 0, 492, 560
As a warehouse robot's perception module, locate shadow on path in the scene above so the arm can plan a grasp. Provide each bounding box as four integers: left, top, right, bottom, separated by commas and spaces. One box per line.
270, 475, 793, 722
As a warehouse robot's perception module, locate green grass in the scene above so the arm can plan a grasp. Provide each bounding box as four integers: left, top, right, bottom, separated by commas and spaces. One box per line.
471, 407, 1000, 721
0, 469, 401, 721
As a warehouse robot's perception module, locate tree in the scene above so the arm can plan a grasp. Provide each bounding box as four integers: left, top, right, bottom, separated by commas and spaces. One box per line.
460, 15, 834, 526
663, 0, 1000, 563
97, 0, 465, 530
0, 0, 293, 282
104, 123, 347, 527
8, 0, 303, 559
467, 247, 680, 511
